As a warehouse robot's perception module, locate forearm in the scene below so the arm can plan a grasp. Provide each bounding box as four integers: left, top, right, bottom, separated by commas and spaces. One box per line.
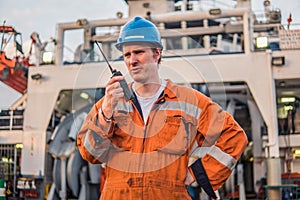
77, 102, 114, 164
195, 99, 248, 191
200, 112, 248, 190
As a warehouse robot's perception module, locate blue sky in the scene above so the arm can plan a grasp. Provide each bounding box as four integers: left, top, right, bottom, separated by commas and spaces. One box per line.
0, 0, 128, 43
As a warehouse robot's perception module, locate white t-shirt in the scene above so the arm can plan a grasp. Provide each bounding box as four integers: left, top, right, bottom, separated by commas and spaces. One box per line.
133, 79, 166, 124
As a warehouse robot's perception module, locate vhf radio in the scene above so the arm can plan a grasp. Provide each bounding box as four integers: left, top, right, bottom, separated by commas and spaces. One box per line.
95, 41, 133, 101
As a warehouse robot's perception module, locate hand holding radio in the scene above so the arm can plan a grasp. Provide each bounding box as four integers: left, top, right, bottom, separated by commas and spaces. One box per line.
95, 41, 133, 101
101, 76, 125, 119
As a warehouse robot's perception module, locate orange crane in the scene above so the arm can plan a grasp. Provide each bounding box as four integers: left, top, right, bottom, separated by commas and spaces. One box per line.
0, 24, 29, 93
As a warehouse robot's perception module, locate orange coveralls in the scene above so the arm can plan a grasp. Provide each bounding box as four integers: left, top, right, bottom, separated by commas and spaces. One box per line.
77, 79, 248, 199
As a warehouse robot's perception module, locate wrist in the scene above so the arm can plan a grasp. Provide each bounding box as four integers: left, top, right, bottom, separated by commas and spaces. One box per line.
99, 107, 113, 122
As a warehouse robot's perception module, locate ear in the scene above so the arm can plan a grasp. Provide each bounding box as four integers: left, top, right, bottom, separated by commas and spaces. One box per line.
153, 48, 161, 61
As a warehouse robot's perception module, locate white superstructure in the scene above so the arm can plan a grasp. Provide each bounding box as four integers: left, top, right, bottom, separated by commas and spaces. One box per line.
1, 0, 300, 199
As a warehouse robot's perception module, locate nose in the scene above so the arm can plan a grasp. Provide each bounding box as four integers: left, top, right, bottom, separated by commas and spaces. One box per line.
129, 54, 138, 66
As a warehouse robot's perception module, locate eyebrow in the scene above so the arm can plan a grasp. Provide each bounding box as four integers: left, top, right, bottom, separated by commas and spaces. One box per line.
123, 48, 148, 57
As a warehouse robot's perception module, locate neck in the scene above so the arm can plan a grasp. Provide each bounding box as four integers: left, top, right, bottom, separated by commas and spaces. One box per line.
134, 79, 161, 97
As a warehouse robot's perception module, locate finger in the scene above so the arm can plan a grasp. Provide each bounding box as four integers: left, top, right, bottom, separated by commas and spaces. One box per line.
106, 83, 124, 101
106, 81, 120, 92
109, 75, 124, 84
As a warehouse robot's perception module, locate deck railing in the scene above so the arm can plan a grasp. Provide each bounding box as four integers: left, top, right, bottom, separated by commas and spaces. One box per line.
0, 110, 24, 130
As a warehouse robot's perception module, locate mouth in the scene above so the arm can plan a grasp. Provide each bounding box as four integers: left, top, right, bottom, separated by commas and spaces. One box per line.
130, 67, 142, 74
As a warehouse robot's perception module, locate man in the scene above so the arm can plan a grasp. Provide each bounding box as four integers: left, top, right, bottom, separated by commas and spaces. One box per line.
77, 16, 248, 199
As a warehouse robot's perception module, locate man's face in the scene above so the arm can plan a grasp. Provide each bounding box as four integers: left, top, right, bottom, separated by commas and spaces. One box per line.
122, 43, 160, 84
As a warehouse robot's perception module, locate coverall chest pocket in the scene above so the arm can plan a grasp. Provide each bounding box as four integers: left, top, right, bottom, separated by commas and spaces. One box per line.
112, 115, 135, 151
156, 115, 189, 155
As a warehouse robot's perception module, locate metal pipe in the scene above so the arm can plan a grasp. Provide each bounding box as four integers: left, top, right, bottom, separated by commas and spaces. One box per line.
55, 24, 65, 66
264, 50, 280, 151
59, 157, 67, 200
181, 21, 188, 50
57, 18, 128, 31
151, 8, 248, 23
9, 93, 27, 110
248, 99, 264, 194
203, 19, 210, 49
13, 145, 17, 196
56, 6, 246, 30
56, 8, 248, 33
208, 85, 248, 93
9, 110, 13, 130
265, 50, 281, 197
243, 10, 251, 54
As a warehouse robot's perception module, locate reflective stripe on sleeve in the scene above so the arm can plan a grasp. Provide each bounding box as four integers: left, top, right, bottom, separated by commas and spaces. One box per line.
207, 145, 237, 170
188, 146, 212, 166
84, 130, 110, 159
191, 146, 212, 159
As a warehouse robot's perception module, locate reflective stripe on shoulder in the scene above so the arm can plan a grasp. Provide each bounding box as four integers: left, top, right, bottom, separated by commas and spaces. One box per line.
159, 101, 202, 119
116, 100, 202, 119
207, 145, 237, 170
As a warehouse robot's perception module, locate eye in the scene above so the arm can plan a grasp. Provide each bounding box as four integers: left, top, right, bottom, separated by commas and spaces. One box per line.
123, 52, 131, 58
